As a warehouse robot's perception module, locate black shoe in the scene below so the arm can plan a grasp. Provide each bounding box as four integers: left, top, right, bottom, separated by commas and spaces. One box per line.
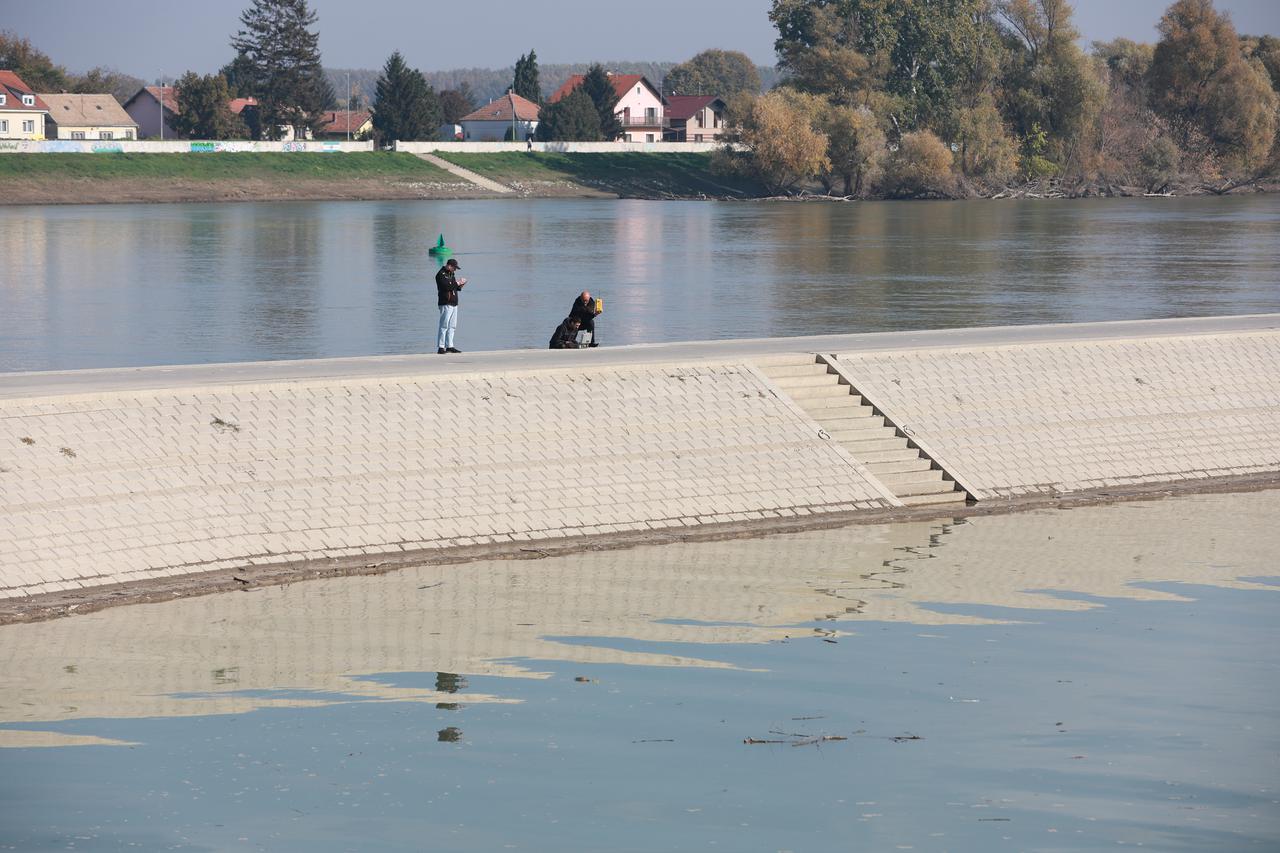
438, 348, 446, 354
588, 342, 599, 348
446, 347, 462, 353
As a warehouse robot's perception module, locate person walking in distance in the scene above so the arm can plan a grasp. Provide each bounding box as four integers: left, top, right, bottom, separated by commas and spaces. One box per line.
435, 258, 466, 354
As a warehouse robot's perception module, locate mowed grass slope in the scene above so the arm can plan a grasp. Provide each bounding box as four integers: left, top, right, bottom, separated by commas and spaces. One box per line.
435, 151, 764, 197
0, 152, 455, 181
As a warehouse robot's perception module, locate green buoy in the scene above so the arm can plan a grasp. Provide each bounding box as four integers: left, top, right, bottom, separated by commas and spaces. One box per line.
428, 234, 452, 257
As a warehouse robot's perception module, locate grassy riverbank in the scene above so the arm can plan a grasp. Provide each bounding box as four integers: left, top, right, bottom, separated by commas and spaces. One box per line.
1, 151, 763, 205
433, 151, 764, 198
0, 152, 475, 205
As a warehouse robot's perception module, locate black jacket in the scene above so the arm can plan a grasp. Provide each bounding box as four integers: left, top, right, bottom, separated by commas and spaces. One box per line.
436, 267, 462, 306
569, 296, 598, 325
549, 319, 581, 349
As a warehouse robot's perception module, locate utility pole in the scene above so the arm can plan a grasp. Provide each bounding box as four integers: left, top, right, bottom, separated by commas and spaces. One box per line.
159, 74, 164, 141
346, 71, 351, 141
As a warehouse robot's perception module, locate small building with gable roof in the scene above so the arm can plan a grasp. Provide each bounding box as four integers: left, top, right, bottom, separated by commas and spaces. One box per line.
122, 85, 178, 139
41, 93, 139, 140
663, 95, 727, 143
0, 70, 50, 139
460, 91, 540, 142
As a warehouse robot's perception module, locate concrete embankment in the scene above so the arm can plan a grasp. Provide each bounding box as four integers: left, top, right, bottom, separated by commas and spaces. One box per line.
1, 315, 1277, 613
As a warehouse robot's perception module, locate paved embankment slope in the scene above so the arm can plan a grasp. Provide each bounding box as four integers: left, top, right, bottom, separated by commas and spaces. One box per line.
1, 315, 1277, 603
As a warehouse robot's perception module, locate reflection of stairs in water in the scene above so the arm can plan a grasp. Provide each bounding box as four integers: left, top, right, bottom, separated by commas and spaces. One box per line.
759, 355, 969, 507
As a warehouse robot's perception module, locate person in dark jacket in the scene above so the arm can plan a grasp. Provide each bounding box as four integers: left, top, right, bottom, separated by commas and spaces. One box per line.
435, 258, 466, 354
549, 316, 582, 349
569, 291, 600, 347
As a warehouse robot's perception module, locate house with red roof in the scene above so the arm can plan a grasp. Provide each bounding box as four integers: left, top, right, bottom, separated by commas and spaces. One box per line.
663, 95, 728, 143
316, 109, 372, 140
122, 85, 178, 139
123, 86, 308, 140
548, 73, 664, 142
0, 70, 50, 140
459, 91, 540, 142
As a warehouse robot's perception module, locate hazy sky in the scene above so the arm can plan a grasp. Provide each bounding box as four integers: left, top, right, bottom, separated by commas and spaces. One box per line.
7, 0, 1280, 77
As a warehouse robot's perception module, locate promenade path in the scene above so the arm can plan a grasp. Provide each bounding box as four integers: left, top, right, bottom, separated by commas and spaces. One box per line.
2, 315, 1277, 607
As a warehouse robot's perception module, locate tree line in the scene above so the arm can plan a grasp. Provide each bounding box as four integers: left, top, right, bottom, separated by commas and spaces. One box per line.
721, 0, 1280, 197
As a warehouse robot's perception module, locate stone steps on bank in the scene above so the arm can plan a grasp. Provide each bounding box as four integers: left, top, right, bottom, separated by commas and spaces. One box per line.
758, 354, 970, 509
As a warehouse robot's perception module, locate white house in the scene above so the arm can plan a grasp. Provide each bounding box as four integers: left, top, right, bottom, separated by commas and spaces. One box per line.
0, 70, 48, 140
459, 91, 540, 142
548, 73, 664, 142
41, 93, 138, 140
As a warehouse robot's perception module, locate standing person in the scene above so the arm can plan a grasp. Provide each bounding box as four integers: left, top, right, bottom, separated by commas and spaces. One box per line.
569, 291, 600, 347
435, 258, 466, 354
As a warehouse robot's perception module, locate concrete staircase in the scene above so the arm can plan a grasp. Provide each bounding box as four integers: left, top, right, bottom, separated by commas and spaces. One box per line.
758, 356, 968, 507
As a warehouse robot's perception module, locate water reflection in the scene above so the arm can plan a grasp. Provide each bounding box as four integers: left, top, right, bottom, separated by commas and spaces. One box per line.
0, 490, 1274, 747
1, 196, 1276, 371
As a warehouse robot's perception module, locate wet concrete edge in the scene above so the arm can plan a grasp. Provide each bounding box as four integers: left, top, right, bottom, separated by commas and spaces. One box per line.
3, 472, 1277, 626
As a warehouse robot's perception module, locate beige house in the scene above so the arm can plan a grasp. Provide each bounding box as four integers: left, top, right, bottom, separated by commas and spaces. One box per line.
41, 93, 138, 140
0, 70, 48, 139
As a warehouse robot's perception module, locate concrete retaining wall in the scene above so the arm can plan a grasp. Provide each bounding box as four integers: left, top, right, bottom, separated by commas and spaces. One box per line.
835, 331, 1280, 499
1, 316, 1277, 600
394, 141, 721, 154
0, 140, 375, 154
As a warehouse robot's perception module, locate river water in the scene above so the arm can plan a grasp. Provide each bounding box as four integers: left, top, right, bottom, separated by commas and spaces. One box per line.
1, 195, 1278, 372
1, 491, 1277, 850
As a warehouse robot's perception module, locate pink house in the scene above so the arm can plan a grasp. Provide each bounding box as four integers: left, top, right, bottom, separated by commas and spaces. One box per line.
548, 73, 665, 142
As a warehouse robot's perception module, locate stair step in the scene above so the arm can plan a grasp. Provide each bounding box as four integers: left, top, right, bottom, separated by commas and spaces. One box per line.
788, 384, 855, 401
877, 469, 944, 489
899, 490, 968, 507
865, 457, 933, 475
840, 436, 910, 454
754, 354, 820, 368
853, 448, 922, 464
827, 427, 892, 442
760, 364, 831, 379
798, 394, 866, 411
894, 479, 956, 497
772, 373, 839, 389
822, 414, 883, 430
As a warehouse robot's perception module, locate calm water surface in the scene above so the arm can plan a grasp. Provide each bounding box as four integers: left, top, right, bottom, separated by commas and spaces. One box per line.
1, 491, 1277, 851
1, 195, 1277, 372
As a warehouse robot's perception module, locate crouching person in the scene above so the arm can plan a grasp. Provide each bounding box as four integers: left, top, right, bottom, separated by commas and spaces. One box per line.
549, 316, 582, 349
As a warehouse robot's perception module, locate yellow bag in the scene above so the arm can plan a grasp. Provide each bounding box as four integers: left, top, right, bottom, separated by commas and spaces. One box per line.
594, 297, 604, 314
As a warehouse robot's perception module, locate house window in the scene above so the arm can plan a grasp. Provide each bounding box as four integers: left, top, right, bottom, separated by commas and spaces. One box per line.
124, 130, 134, 140
646, 133, 655, 143
695, 113, 703, 128
22, 120, 34, 133
0, 120, 7, 134
22, 95, 35, 106
71, 131, 86, 140
100, 131, 113, 140
694, 134, 703, 142
0, 93, 6, 106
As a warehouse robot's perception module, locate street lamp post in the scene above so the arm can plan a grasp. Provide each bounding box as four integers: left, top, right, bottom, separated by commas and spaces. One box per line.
346, 71, 351, 141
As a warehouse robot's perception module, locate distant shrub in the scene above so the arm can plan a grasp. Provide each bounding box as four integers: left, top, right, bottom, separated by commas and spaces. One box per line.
879, 131, 957, 198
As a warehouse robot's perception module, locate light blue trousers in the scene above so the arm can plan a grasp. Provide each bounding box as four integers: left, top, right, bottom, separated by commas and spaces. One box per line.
437, 305, 458, 350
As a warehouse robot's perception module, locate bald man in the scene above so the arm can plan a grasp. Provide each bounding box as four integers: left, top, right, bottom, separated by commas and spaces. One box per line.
568, 291, 601, 347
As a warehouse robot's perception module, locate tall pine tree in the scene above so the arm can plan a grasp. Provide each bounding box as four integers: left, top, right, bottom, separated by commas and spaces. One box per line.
535, 89, 603, 141
513, 50, 542, 103
230, 0, 334, 139
580, 64, 623, 140
371, 51, 442, 144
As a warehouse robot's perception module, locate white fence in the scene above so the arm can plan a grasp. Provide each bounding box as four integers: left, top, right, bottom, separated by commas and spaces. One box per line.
0, 138, 720, 155
0, 139, 375, 154
394, 141, 722, 154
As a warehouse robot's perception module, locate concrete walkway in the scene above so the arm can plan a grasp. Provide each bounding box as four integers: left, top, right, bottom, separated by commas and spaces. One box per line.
415, 152, 513, 194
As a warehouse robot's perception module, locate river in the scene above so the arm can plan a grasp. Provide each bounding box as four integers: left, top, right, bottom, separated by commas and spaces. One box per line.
1, 491, 1277, 850
1, 195, 1278, 372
